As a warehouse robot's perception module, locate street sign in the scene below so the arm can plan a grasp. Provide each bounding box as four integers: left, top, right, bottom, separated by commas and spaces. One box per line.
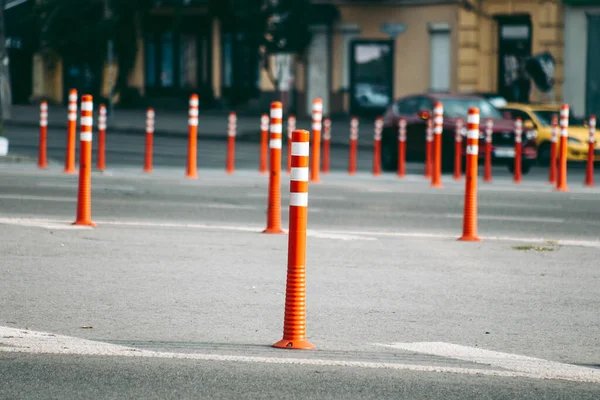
381, 23, 406, 38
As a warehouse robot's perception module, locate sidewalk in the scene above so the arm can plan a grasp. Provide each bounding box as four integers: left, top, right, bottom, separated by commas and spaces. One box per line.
5, 105, 379, 148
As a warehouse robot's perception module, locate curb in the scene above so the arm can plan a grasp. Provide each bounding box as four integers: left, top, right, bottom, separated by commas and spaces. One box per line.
3, 120, 375, 150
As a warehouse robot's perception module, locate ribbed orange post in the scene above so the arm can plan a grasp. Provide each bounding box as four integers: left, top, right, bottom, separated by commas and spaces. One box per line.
287, 115, 296, 174
556, 104, 569, 192
322, 117, 331, 173
513, 118, 523, 184
549, 114, 558, 184
226, 111, 236, 174
397, 117, 406, 178
373, 117, 383, 176
458, 107, 481, 242
585, 115, 596, 187
310, 98, 323, 183
260, 114, 269, 174
484, 118, 493, 183
186, 94, 199, 179
143, 108, 154, 173
64, 89, 78, 174
96, 104, 107, 171
38, 101, 48, 169
454, 118, 463, 181
263, 102, 285, 234
273, 129, 315, 351
73, 95, 96, 227
425, 117, 433, 178
431, 103, 444, 187
348, 117, 358, 175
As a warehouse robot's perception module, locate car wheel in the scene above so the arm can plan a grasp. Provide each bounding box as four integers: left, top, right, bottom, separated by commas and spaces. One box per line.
381, 140, 397, 172
537, 142, 551, 166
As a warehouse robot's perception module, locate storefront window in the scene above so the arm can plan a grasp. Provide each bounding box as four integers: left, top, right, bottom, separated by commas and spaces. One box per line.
350, 40, 393, 114
145, 36, 156, 87
180, 34, 198, 89
160, 31, 174, 88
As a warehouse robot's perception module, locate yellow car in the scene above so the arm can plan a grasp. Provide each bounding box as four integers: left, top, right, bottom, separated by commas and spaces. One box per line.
499, 103, 600, 164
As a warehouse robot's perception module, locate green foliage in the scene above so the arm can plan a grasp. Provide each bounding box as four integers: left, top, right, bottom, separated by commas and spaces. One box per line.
211, 0, 315, 55
33, 0, 152, 97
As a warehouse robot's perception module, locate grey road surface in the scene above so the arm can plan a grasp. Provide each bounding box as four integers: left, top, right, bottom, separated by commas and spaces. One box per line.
0, 149, 599, 398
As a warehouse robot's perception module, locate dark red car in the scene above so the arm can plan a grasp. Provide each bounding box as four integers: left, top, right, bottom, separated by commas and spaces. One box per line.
380, 93, 538, 174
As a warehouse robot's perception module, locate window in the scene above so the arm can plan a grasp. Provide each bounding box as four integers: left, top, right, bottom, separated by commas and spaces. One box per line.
160, 31, 174, 88
145, 36, 156, 87
179, 34, 198, 89
395, 97, 420, 115
429, 24, 451, 92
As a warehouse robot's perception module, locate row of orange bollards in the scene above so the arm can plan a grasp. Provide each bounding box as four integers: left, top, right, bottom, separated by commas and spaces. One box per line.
36, 93, 596, 189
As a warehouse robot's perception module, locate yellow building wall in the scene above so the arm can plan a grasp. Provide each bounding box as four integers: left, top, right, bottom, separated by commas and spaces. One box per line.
32, 53, 63, 103
457, 0, 563, 101
332, 4, 460, 99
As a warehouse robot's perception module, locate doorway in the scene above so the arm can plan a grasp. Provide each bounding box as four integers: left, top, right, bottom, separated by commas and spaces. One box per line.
586, 14, 600, 117
497, 16, 532, 103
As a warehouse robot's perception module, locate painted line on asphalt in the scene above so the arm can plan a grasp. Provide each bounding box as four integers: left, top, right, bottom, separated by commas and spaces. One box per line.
374, 342, 600, 384
247, 193, 346, 201
479, 202, 563, 211
35, 182, 137, 191
1, 327, 598, 383
444, 214, 565, 223
1, 216, 598, 247
0, 194, 74, 202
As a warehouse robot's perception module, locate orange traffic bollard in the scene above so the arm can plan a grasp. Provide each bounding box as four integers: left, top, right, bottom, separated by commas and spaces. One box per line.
454, 118, 463, 181
556, 104, 569, 192
64, 89, 78, 174
97, 104, 107, 171
73, 95, 96, 227
143, 108, 154, 173
226, 112, 236, 174
397, 117, 407, 178
260, 113, 269, 174
373, 117, 383, 176
310, 98, 323, 183
273, 128, 316, 351
425, 117, 433, 178
263, 102, 285, 234
549, 114, 558, 184
513, 118, 523, 184
431, 103, 443, 187
322, 117, 331, 173
186, 94, 199, 179
38, 101, 48, 169
483, 118, 493, 183
287, 115, 296, 174
348, 117, 358, 175
458, 107, 481, 242
585, 115, 596, 187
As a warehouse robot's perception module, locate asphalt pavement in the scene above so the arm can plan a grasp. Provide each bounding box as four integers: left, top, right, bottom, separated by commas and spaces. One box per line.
1, 128, 599, 399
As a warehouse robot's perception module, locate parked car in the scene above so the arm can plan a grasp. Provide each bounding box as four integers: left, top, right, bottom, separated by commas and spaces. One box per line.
472, 92, 508, 108
499, 103, 600, 165
380, 93, 538, 174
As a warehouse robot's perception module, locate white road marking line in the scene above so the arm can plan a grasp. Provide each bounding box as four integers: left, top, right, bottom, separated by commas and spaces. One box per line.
306, 230, 376, 241
35, 183, 137, 191
247, 193, 346, 201
479, 203, 563, 211
444, 214, 565, 223
0, 217, 89, 230
1, 216, 598, 247
1, 327, 597, 383
0, 194, 74, 202
374, 342, 600, 384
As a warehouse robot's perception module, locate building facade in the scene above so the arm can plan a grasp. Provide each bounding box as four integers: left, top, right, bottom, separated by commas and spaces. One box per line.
563, 0, 600, 118
22, 0, 566, 116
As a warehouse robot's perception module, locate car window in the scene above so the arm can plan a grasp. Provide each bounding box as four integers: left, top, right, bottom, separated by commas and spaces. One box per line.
502, 108, 532, 124
395, 97, 420, 115
439, 98, 503, 119
417, 97, 433, 112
